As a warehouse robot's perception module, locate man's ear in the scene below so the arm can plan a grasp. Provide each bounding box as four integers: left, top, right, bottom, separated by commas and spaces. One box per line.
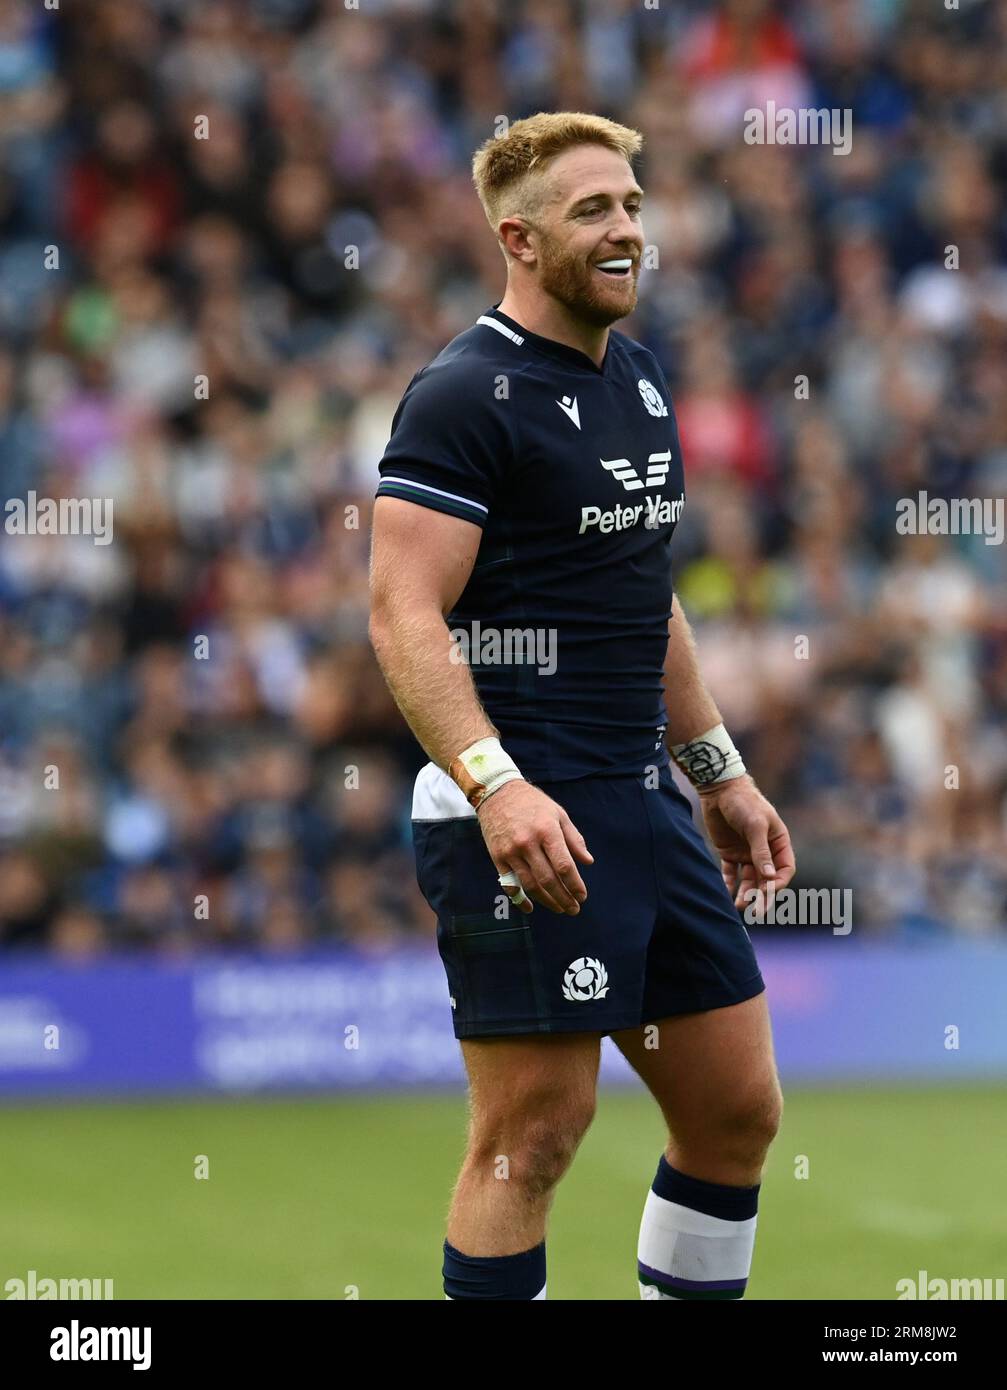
499, 217, 536, 265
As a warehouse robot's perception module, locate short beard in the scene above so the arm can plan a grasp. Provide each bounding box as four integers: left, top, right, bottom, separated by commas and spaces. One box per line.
535, 233, 637, 328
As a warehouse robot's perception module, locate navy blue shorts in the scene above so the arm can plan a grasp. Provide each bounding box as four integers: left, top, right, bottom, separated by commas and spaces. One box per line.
412, 764, 765, 1039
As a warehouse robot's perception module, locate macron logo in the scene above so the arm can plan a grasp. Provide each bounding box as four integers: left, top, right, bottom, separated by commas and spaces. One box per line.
556, 395, 581, 430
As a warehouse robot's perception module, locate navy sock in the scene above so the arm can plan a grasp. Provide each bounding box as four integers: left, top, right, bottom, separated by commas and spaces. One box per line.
443, 1239, 546, 1300
652, 1155, 760, 1219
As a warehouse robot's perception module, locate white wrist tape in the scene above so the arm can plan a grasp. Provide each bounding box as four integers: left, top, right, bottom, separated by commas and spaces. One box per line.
671, 723, 746, 788
447, 737, 524, 810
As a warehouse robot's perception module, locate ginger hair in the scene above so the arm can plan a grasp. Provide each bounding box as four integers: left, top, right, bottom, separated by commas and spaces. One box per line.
472, 111, 643, 250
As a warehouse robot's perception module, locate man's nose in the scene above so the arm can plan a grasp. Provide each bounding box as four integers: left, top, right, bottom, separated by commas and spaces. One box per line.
607, 211, 642, 248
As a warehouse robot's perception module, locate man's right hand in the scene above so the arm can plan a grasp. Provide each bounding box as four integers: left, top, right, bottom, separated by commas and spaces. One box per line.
476, 780, 593, 915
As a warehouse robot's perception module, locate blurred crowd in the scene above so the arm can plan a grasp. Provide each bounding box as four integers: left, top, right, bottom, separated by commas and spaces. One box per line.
1, 0, 1005, 957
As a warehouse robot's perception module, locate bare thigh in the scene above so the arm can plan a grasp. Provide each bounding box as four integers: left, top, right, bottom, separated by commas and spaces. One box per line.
445, 1032, 603, 1253
460, 1030, 602, 1138
610, 994, 782, 1182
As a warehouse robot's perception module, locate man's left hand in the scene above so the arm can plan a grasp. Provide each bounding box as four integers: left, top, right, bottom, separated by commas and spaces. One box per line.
696, 774, 796, 915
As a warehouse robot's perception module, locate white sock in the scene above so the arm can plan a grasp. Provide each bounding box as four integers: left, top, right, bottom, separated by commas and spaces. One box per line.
638, 1158, 759, 1300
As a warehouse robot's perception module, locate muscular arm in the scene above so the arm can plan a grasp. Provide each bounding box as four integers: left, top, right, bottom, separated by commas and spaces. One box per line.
662, 594, 723, 745
368, 496, 493, 770
662, 593, 797, 909
369, 495, 592, 915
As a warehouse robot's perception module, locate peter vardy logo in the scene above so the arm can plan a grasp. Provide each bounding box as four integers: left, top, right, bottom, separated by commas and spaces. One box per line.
601, 450, 671, 492
562, 957, 609, 1002
580, 491, 685, 535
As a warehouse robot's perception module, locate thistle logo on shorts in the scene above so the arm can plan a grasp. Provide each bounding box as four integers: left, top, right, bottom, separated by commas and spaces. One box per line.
638, 377, 668, 418
562, 957, 609, 1002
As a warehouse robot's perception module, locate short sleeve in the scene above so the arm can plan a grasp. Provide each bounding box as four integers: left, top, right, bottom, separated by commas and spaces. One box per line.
376, 362, 512, 528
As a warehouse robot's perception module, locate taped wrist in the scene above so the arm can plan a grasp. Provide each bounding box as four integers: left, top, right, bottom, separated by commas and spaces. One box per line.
448, 737, 524, 810
670, 723, 746, 788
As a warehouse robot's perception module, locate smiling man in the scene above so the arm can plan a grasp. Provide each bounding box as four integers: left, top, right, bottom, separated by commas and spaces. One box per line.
369, 112, 794, 1302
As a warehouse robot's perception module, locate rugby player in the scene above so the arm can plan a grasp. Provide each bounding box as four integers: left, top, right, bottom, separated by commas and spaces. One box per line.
369, 112, 795, 1301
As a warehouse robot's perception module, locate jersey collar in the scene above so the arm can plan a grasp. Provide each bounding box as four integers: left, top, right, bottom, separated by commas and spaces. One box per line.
482, 305, 612, 376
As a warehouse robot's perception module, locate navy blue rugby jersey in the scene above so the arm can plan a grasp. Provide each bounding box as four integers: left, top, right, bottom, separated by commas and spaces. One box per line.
375, 304, 686, 783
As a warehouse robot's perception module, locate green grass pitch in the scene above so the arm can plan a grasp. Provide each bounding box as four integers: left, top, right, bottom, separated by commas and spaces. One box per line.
1, 1084, 1002, 1300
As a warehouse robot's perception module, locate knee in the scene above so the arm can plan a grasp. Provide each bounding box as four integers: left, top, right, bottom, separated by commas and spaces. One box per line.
470, 1091, 596, 1199
727, 1079, 783, 1154
511, 1115, 588, 1199
702, 1078, 782, 1162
